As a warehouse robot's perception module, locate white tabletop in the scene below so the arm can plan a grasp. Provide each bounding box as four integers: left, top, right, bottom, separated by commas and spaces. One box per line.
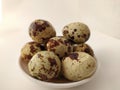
0, 30, 120, 90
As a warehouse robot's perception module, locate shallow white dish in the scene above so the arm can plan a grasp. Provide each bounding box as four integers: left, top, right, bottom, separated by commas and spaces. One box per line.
19, 57, 99, 88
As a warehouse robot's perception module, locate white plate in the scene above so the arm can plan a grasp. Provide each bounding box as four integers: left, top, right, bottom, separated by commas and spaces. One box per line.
19, 56, 100, 88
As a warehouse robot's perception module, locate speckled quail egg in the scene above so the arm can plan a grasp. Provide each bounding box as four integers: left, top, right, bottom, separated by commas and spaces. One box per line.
62, 22, 90, 44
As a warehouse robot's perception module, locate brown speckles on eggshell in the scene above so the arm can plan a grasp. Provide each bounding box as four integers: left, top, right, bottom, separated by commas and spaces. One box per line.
29, 19, 56, 43
32, 20, 49, 32
56, 54, 60, 57
84, 48, 90, 54
71, 36, 74, 40
41, 37, 46, 41
31, 67, 35, 71
48, 39, 60, 48
32, 22, 43, 32
86, 64, 92, 69
64, 52, 68, 56
43, 21, 50, 27
39, 74, 48, 81
72, 32, 74, 34
68, 46, 72, 52
30, 45, 36, 53
82, 34, 87, 38
78, 76, 82, 78
48, 58, 57, 66
58, 39, 64, 44
21, 41, 42, 62
78, 60, 81, 63
88, 64, 91, 67
24, 54, 32, 60
62, 52, 96, 81
28, 51, 61, 81
74, 29, 77, 32
77, 35, 80, 38
73, 44, 94, 56
32, 30, 37, 36
62, 22, 90, 43
69, 53, 78, 60
50, 48, 56, 52
68, 35, 71, 38
47, 37, 73, 58
64, 40, 70, 45
37, 54, 43, 58
63, 30, 69, 35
